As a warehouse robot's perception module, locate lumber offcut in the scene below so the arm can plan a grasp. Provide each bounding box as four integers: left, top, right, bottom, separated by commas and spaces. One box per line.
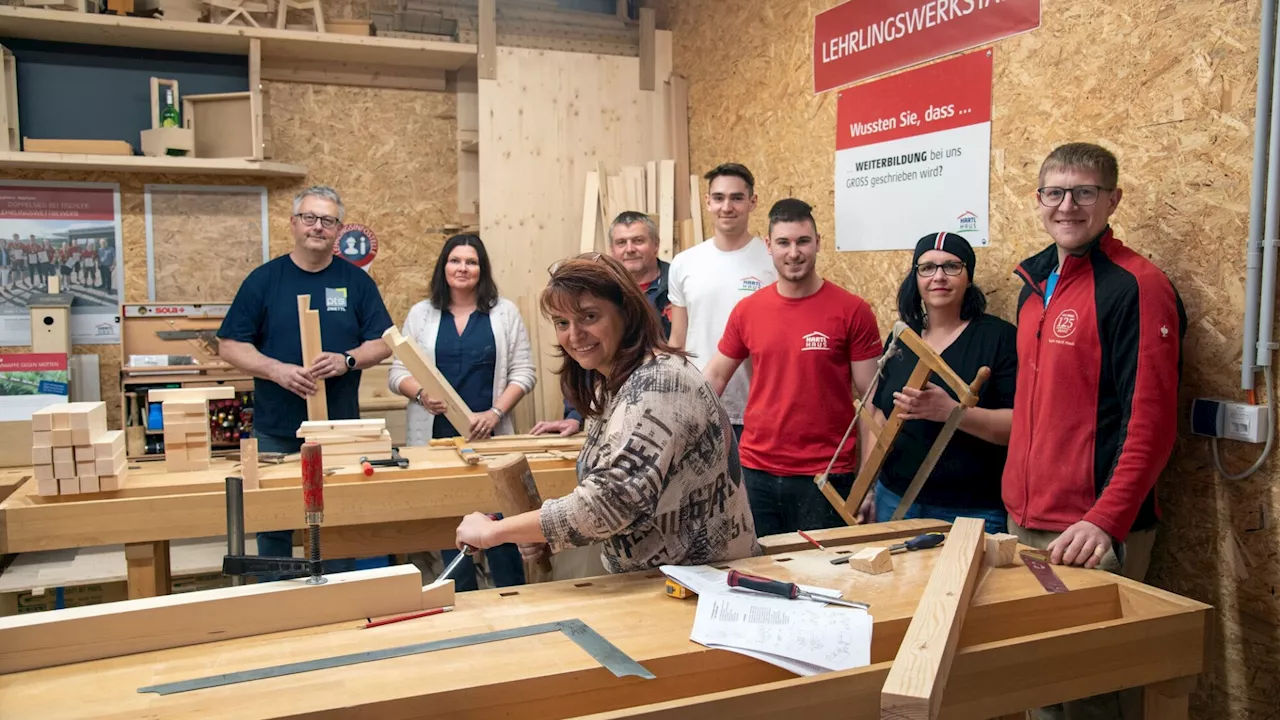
383, 326, 472, 435
880, 516, 986, 719
0, 566, 450, 674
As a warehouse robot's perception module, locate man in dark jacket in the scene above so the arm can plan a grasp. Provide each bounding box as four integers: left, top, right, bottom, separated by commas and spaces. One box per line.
531, 211, 671, 436
1004, 142, 1185, 583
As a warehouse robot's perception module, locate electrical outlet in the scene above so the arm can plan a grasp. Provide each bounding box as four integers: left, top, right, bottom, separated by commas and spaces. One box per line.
1191, 398, 1270, 443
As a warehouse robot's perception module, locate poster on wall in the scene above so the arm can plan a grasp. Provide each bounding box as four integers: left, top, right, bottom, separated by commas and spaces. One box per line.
813, 0, 1038, 93
834, 49, 992, 252
0, 353, 69, 421
0, 181, 123, 346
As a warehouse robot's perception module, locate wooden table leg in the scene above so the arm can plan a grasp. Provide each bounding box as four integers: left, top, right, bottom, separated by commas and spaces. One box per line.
1143, 676, 1197, 720
125, 540, 172, 599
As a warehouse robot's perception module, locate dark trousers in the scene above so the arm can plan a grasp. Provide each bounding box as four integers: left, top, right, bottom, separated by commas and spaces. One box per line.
253, 433, 357, 576
743, 467, 853, 537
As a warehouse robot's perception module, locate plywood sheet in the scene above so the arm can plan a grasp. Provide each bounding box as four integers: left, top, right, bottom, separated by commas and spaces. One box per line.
146, 186, 266, 303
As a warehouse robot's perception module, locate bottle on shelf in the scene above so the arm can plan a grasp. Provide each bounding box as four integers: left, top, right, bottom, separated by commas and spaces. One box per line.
160, 87, 180, 129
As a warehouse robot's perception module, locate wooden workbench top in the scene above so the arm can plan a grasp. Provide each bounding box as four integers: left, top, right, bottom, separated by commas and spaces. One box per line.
0, 448, 578, 554
0, 525, 1211, 720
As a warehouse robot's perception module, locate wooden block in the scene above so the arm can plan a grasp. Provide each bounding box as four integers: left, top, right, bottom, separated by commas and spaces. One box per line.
53, 460, 75, 479
150, 387, 233, 403
30, 405, 58, 432
36, 475, 59, 497
241, 437, 259, 490
95, 447, 125, 475
0, 565, 439, 674
77, 460, 96, 479
31, 445, 52, 466
80, 474, 100, 494
58, 476, 79, 495
33, 463, 53, 481
382, 326, 472, 435
53, 447, 74, 464
51, 428, 72, 447
297, 295, 328, 421
297, 419, 385, 438
984, 533, 1018, 568
51, 410, 70, 430
99, 470, 125, 492
92, 430, 126, 460
64, 401, 107, 433
22, 138, 134, 155
880, 517, 986, 720
32, 430, 52, 448
73, 445, 94, 463
70, 428, 96, 446
848, 546, 893, 575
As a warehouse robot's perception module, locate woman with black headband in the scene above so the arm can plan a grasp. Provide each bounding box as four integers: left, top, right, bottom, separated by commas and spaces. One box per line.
862, 232, 1017, 534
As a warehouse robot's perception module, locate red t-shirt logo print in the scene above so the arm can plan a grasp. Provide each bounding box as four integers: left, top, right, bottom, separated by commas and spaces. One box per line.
1053, 309, 1078, 339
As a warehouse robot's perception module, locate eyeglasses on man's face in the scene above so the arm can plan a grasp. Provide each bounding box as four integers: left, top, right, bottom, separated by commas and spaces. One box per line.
1036, 185, 1113, 207
916, 261, 965, 277
293, 213, 341, 230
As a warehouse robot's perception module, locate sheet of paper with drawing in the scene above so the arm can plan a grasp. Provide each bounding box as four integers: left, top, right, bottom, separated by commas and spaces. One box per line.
661, 565, 873, 676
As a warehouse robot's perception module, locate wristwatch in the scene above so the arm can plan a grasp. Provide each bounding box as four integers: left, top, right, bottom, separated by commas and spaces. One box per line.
342, 352, 356, 370
414, 389, 424, 405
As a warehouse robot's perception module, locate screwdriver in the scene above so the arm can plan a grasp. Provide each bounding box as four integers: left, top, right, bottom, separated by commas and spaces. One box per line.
829, 531, 946, 565
726, 569, 870, 610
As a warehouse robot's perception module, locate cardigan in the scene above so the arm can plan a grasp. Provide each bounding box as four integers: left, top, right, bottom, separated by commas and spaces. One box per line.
388, 296, 536, 446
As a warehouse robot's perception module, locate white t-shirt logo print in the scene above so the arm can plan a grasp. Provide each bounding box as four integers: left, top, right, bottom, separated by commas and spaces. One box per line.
802, 331, 830, 351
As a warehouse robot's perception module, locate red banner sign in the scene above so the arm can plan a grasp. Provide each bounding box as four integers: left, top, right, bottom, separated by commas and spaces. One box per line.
813, 0, 1039, 93
0, 186, 117, 221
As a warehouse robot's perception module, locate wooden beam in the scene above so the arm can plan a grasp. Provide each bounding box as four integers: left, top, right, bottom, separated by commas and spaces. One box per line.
148, 386, 235, 402
658, 159, 675, 261
297, 294, 328, 421
485, 453, 554, 576
1143, 676, 1196, 720
580, 170, 601, 253
249, 37, 263, 159
759, 518, 952, 554
984, 533, 1018, 568
0, 565, 448, 674
880, 517, 986, 719
477, 0, 496, 80
125, 540, 170, 599
382, 326, 472, 435
690, 174, 704, 244
638, 7, 655, 91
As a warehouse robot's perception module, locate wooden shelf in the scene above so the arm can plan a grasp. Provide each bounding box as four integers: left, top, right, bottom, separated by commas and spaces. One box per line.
0, 7, 477, 70
0, 151, 308, 176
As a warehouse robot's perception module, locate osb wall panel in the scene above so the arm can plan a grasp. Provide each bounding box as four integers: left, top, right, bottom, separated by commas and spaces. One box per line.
148, 186, 267, 303
657, 0, 1268, 717
5, 80, 457, 433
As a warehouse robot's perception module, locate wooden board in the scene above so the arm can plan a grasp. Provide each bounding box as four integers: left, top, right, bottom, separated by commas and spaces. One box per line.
580, 169, 601, 253
880, 517, 986, 719
690, 173, 705, 243
658, 159, 675, 261
0, 565, 447, 674
477, 0, 495, 79
148, 387, 235, 402
297, 294, 328, 421
668, 75, 691, 223
382, 326, 471, 436
638, 7, 655, 91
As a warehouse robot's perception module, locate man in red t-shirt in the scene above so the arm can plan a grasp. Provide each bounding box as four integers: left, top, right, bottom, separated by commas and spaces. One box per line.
704, 198, 882, 535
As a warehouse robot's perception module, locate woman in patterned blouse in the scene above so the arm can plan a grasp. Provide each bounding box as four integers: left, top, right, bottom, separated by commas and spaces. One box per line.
454, 253, 760, 572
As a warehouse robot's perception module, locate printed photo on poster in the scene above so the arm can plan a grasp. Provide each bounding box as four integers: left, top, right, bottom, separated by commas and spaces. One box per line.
834, 50, 993, 252
0, 181, 123, 346
0, 352, 69, 421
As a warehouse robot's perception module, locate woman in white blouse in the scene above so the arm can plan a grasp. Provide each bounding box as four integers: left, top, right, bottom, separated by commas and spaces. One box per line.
388, 234, 536, 590
388, 234, 536, 446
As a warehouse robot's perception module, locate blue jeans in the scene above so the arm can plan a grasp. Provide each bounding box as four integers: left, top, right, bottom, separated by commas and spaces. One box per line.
253, 432, 361, 575
874, 479, 1007, 536
743, 467, 853, 538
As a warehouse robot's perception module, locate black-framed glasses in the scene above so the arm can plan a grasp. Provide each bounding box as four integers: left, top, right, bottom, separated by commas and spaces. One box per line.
548, 251, 603, 275
293, 212, 341, 229
916, 261, 965, 277
1036, 185, 1113, 207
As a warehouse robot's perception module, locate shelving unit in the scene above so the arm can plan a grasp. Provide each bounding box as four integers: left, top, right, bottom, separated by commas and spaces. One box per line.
0, 7, 478, 70
0, 151, 308, 176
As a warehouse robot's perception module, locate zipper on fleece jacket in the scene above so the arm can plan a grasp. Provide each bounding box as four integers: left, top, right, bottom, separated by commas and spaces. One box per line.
1014, 265, 1047, 530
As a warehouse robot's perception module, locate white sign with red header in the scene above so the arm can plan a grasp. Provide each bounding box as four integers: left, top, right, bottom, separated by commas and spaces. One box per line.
834, 50, 993, 252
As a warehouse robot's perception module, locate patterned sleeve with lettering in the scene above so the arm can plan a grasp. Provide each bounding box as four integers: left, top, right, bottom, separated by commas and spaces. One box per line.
539, 354, 761, 573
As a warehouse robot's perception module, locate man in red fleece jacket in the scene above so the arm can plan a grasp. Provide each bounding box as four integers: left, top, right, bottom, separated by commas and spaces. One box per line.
1004, 142, 1185, 584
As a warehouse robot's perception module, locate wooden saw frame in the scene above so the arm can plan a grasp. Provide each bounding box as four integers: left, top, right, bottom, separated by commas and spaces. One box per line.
814, 322, 991, 525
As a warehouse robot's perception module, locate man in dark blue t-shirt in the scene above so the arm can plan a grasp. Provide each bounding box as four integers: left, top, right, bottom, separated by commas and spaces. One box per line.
218, 185, 393, 566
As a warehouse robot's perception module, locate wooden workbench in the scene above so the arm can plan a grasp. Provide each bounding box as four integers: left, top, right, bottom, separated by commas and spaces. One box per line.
0, 522, 1210, 719
0, 447, 577, 598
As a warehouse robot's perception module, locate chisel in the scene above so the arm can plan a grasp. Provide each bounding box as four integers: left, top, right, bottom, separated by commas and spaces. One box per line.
829, 531, 946, 565
726, 569, 870, 610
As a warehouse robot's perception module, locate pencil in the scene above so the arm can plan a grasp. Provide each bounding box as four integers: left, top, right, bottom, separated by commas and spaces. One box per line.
363, 606, 451, 629
797, 530, 826, 551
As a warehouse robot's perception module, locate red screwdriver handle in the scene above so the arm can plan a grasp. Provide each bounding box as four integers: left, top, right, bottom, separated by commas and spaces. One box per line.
300, 442, 324, 524
726, 569, 800, 600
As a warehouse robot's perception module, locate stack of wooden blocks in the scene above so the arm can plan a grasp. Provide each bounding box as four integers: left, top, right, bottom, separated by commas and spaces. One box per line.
296, 419, 392, 467
31, 402, 127, 496
151, 386, 235, 473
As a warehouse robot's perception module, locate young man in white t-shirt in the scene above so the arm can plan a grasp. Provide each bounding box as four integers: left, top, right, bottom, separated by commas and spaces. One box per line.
668, 163, 777, 437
